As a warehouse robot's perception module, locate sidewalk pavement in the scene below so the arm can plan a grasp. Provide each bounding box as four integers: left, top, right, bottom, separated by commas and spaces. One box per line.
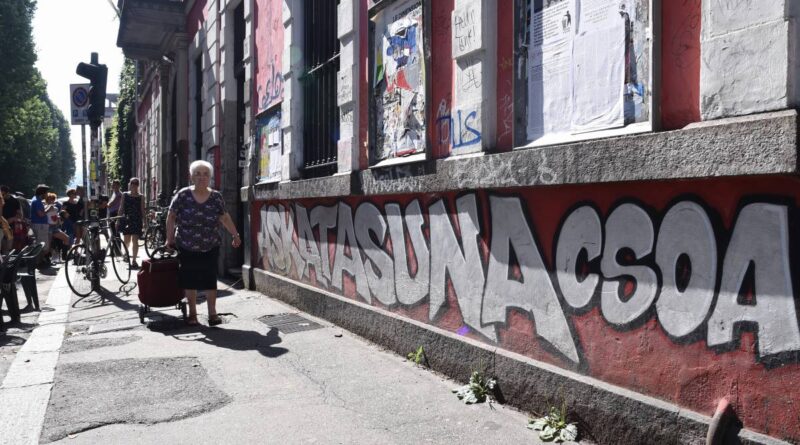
0, 255, 571, 445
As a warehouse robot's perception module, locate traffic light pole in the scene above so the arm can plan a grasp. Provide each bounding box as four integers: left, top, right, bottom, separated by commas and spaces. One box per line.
81, 123, 88, 221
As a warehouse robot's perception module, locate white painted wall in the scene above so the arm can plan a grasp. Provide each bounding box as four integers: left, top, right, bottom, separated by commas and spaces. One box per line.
701, 0, 798, 119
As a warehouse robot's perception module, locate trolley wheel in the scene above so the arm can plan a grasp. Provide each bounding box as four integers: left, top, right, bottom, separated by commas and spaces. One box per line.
179, 301, 187, 319
139, 305, 146, 324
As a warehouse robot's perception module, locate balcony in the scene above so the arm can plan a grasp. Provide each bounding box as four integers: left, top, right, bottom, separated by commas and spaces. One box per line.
116, 0, 185, 60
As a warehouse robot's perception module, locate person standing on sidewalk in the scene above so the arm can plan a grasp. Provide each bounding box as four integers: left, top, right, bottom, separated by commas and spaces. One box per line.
107, 180, 122, 217
165, 160, 241, 326
1, 185, 22, 254
30, 184, 51, 266
120, 178, 145, 268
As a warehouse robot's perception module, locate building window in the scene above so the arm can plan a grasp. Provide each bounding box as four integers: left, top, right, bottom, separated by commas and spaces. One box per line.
517, 0, 657, 147
369, 0, 427, 163
301, 0, 340, 177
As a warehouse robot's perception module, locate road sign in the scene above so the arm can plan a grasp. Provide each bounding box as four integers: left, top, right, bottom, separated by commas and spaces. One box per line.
70, 83, 90, 125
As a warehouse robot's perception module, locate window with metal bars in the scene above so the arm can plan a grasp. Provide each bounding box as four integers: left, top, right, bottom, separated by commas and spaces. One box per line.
301, 0, 340, 178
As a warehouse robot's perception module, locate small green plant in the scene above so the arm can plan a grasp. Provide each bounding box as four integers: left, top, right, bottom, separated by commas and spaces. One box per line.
527, 399, 578, 442
452, 370, 497, 404
407, 346, 426, 366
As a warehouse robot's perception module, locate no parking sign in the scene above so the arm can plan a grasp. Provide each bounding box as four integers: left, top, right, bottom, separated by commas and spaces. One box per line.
70, 83, 90, 125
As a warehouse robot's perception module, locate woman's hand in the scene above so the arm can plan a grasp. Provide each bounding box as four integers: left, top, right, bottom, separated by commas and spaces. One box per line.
231, 233, 241, 248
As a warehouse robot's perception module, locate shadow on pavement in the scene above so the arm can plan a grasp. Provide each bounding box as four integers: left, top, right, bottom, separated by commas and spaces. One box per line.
164, 326, 289, 358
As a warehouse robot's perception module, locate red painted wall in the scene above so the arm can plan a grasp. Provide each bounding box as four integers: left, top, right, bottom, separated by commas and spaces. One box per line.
252, 175, 800, 442
660, 0, 702, 129
496, 2, 514, 152
428, 0, 455, 159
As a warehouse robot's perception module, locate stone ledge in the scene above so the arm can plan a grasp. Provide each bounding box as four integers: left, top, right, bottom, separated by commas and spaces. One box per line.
360, 110, 799, 195
244, 110, 798, 201
251, 173, 354, 201
252, 268, 788, 445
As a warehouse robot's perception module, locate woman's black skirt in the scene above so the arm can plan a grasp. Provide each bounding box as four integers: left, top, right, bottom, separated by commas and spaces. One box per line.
177, 246, 219, 290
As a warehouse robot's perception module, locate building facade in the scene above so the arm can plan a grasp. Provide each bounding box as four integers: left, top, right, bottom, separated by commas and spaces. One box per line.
118, 0, 800, 442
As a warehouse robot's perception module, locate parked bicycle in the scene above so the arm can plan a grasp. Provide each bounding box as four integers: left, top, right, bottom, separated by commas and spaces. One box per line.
143, 205, 169, 258
64, 215, 131, 297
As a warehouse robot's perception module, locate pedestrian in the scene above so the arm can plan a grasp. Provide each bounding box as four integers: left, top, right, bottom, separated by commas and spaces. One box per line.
1, 185, 21, 254
0, 193, 13, 255
45, 192, 70, 262
62, 188, 81, 245
165, 160, 241, 326
108, 180, 122, 217
30, 184, 52, 267
74, 185, 86, 243
120, 177, 145, 268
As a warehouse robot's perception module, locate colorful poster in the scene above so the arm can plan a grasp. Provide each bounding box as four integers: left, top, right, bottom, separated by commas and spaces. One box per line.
373, 0, 426, 161
256, 111, 282, 183
254, 0, 284, 113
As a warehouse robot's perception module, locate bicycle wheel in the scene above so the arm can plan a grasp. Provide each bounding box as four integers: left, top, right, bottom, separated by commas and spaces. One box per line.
110, 237, 132, 283
65, 244, 93, 297
144, 226, 164, 258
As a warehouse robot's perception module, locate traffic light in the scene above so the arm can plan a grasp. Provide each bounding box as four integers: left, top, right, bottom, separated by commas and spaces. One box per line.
76, 60, 108, 126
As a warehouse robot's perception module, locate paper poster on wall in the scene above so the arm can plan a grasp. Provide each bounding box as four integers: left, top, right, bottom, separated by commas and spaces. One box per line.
256, 111, 282, 183
527, 0, 576, 141
526, 0, 646, 143
571, 0, 626, 132
372, 0, 426, 161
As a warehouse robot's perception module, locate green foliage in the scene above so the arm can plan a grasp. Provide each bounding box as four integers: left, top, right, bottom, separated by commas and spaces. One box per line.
0, 0, 76, 195
528, 400, 578, 443
109, 58, 137, 184
407, 346, 426, 366
452, 370, 497, 404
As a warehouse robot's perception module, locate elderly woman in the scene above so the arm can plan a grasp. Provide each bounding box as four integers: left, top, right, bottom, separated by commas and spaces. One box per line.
166, 160, 240, 326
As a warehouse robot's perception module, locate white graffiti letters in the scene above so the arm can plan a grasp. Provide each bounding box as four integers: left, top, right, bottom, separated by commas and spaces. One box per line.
386, 200, 430, 305
655, 202, 717, 338
600, 204, 659, 326
258, 196, 800, 364
707, 203, 800, 357
429, 196, 494, 339
556, 206, 603, 310
355, 203, 397, 305
483, 196, 579, 362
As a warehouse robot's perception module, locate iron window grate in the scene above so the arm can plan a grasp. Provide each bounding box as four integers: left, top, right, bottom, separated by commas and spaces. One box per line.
301, 0, 340, 177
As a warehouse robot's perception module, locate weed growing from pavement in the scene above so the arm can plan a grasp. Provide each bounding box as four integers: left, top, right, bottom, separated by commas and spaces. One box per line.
452, 369, 497, 404
528, 398, 578, 442
407, 346, 426, 366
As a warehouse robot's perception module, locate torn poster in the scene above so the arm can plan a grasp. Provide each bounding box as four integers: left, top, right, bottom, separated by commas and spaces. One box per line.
373, 0, 426, 161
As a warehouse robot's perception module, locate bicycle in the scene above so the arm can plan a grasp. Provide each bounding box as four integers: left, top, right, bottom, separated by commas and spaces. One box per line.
143, 205, 168, 258
64, 215, 131, 297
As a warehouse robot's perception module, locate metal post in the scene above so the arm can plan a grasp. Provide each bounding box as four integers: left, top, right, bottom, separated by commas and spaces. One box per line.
81, 123, 88, 220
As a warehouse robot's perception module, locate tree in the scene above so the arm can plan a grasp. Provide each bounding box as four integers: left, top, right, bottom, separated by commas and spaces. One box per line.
105, 58, 137, 184
0, 0, 76, 196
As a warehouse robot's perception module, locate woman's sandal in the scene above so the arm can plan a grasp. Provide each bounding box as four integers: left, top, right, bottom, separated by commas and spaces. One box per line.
208, 315, 223, 326
186, 315, 200, 326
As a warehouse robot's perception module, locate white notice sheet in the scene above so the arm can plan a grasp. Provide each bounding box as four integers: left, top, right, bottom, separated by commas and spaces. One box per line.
571, 0, 626, 133
527, 0, 576, 142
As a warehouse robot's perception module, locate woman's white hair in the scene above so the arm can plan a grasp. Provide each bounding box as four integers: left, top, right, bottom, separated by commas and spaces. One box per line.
189, 160, 214, 178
